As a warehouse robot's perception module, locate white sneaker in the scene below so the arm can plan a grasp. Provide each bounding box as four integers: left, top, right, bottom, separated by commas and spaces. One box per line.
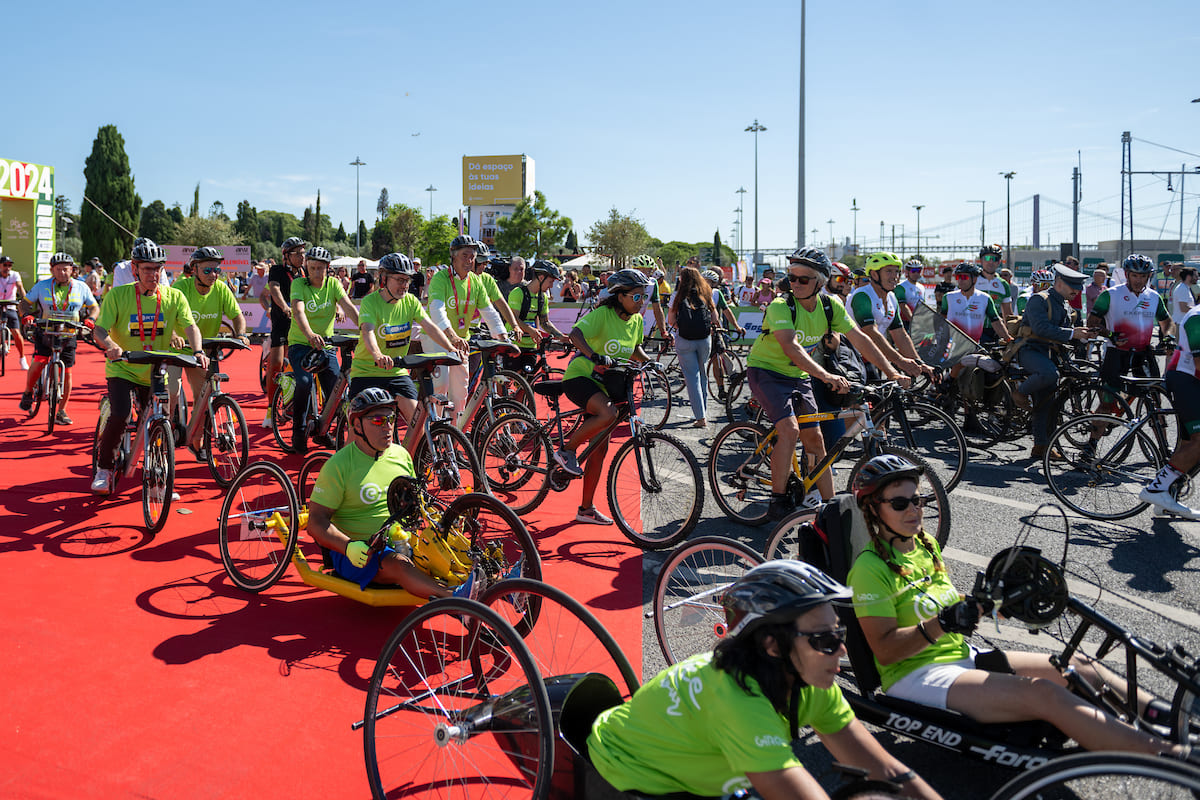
19, 356, 29, 370
575, 506, 613, 526
1139, 487, 1200, 520
91, 469, 114, 495
262, 410, 274, 430
800, 489, 823, 510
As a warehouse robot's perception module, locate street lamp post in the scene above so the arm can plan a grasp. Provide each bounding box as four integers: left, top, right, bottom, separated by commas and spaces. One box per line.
745, 120, 766, 265
826, 218, 835, 249
425, 184, 437, 219
350, 157, 366, 255
968, 200, 986, 252
1000, 172, 1016, 270
912, 205, 924, 260
850, 198, 860, 255
736, 187, 747, 263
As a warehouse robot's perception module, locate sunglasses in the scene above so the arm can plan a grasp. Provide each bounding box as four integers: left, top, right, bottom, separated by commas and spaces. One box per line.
831, 275, 848, 283
877, 494, 930, 512
200, 266, 222, 275
907, 267, 923, 272
623, 292, 646, 302
954, 274, 973, 280
982, 255, 1000, 262
795, 625, 847, 655
788, 274, 816, 286
364, 412, 397, 427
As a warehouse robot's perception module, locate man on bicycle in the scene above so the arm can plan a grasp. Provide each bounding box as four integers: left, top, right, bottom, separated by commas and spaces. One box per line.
349, 252, 464, 424
975, 244, 1013, 320
0, 255, 30, 370
471, 242, 520, 335
1087, 253, 1171, 386
847, 252, 932, 383
939, 263, 1012, 346
1141, 300, 1200, 519
19, 253, 99, 425
168, 246, 248, 453
308, 387, 490, 598
745, 247, 903, 520
91, 242, 209, 494
894, 260, 927, 326
426, 235, 508, 425
263, 236, 306, 430
507, 259, 570, 375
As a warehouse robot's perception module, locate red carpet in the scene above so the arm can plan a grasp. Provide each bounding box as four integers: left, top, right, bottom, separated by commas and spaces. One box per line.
0, 345, 643, 799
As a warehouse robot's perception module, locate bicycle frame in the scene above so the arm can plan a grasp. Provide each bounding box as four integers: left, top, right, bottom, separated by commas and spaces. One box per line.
120, 371, 172, 480
738, 404, 879, 497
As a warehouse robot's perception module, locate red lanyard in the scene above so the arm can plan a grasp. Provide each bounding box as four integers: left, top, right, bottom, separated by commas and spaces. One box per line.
49, 281, 71, 312
450, 271, 472, 328
136, 289, 163, 351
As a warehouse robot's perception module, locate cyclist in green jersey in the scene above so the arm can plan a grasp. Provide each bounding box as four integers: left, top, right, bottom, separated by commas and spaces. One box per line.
507, 260, 570, 374
471, 241, 520, 334
589, 560, 941, 799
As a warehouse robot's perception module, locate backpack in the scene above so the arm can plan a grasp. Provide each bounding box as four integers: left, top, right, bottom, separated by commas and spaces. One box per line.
516, 284, 544, 323
808, 294, 867, 408
676, 294, 713, 340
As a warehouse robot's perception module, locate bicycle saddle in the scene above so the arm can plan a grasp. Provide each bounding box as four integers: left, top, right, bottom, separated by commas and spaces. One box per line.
201, 337, 250, 352
472, 338, 520, 356
124, 350, 200, 369
1123, 375, 1164, 388
532, 380, 565, 398
399, 351, 463, 370
329, 334, 360, 350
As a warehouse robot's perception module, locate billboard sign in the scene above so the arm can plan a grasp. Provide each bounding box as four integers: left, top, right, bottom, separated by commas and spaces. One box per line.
0, 157, 55, 284
163, 245, 252, 275
462, 155, 531, 206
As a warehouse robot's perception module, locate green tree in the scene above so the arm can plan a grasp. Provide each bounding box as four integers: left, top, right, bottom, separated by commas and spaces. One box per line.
565, 229, 579, 253
587, 208, 649, 269
167, 215, 242, 246
301, 206, 316, 243
188, 183, 200, 217
376, 188, 389, 219
357, 221, 369, 250
234, 200, 258, 243
168, 203, 184, 225
370, 217, 394, 258
257, 209, 302, 245
334, 222, 347, 243
208, 200, 227, 220
493, 190, 572, 258
654, 241, 697, 269
712, 230, 723, 266
417, 214, 457, 265
390, 204, 423, 256
252, 240, 280, 262
139, 199, 178, 243
80, 124, 141, 267
314, 190, 326, 243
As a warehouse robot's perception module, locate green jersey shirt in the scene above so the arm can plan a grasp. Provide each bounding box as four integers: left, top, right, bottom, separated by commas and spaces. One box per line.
588, 652, 853, 797
309, 443, 416, 540
747, 294, 854, 378
508, 284, 549, 349
288, 276, 348, 346
847, 538, 969, 691
428, 269, 487, 338
350, 291, 429, 378
97, 284, 195, 385
563, 305, 645, 387
172, 277, 241, 341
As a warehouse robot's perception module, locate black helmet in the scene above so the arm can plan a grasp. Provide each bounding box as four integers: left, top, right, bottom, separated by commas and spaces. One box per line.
348, 386, 396, 422
787, 247, 832, 279
1123, 253, 1155, 274
281, 236, 307, 253
0, 255, 12, 265
723, 561, 852, 639
953, 262, 981, 277
378, 253, 416, 275
305, 246, 332, 263
49, 252, 75, 266
450, 234, 480, 252
979, 243, 1004, 260
191, 246, 224, 263
530, 260, 562, 280
606, 268, 653, 291
131, 241, 167, 263
852, 454, 924, 500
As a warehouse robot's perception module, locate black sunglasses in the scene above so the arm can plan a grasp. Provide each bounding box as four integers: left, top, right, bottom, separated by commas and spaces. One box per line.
794, 625, 847, 655
877, 494, 930, 512
788, 274, 816, 286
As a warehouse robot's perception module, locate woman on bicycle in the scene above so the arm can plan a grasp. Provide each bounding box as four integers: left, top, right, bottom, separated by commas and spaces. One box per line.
668, 266, 719, 428
588, 560, 942, 800
288, 245, 359, 454
553, 268, 654, 526
349, 253, 464, 425
846, 454, 1184, 757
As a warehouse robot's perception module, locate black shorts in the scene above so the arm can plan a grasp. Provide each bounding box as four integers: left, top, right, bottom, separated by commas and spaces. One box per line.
1, 307, 17, 330
269, 312, 291, 348
33, 329, 78, 367
1165, 371, 1200, 439
348, 374, 419, 402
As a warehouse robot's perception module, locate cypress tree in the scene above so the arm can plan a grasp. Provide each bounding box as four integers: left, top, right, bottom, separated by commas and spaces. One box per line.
80, 124, 141, 266
713, 230, 723, 267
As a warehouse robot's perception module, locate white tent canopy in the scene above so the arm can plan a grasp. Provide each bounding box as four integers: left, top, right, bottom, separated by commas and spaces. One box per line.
330, 256, 379, 269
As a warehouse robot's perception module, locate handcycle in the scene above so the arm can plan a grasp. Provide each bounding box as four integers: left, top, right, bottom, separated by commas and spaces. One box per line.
476, 359, 703, 549
25, 317, 86, 434
707, 382, 951, 539
90, 349, 200, 532
269, 333, 359, 453
173, 336, 251, 487
1043, 375, 1193, 520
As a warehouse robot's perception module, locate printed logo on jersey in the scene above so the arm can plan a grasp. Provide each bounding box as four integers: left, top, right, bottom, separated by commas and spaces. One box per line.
127, 312, 165, 337
360, 482, 383, 504
380, 322, 412, 349
603, 339, 626, 356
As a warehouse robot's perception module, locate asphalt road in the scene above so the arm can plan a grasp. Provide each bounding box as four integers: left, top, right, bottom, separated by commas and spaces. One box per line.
638, 383, 1200, 799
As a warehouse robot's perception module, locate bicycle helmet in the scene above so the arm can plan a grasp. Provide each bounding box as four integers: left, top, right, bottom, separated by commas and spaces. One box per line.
979, 243, 1004, 261
833, 262, 852, 279
0, 255, 12, 265
1122, 253, 1155, 274
450, 234, 480, 252
953, 262, 981, 277
530, 260, 562, 280
606, 268, 653, 292
903, 260, 924, 273
347, 386, 397, 422
191, 246, 224, 263
474, 241, 492, 259
300, 347, 334, 373
378, 252, 416, 275
724, 561, 852, 639
131, 241, 168, 263
1031, 269, 1054, 286
280, 236, 307, 253
702, 269, 722, 284
975, 546, 1068, 629
631, 254, 656, 269
864, 252, 903, 273
49, 252, 75, 266
787, 247, 832, 279
852, 454, 925, 501
305, 246, 332, 263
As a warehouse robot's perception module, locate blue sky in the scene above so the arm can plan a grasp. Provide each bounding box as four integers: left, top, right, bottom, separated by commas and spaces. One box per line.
7, 0, 1198, 256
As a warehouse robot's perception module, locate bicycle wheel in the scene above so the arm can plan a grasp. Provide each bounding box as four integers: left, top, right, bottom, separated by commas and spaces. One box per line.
440, 493, 542, 585
492, 368, 535, 410
1044, 414, 1161, 521
28, 367, 43, 418
205, 395, 249, 488
960, 389, 1013, 448
653, 536, 764, 666
708, 421, 774, 526
763, 507, 819, 561
988, 751, 1200, 799
46, 360, 63, 434
0, 327, 7, 376
296, 450, 334, 508
142, 418, 176, 533
269, 372, 298, 454
874, 400, 967, 492
1050, 382, 1134, 449
1171, 682, 1200, 747
413, 422, 489, 504
91, 395, 109, 476
218, 461, 300, 592
362, 598, 553, 800
478, 412, 552, 516
1133, 388, 1177, 462
846, 444, 950, 547
478, 577, 640, 701
631, 367, 672, 430
607, 430, 703, 551
706, 349, 744, 401
467, 397, 531, 455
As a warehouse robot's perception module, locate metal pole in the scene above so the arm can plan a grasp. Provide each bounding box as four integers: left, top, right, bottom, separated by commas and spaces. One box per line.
1181, 164, 1186, 256
968, 200, 986, 251
745, 120, 766, 264
797, 0, 806, 248
1000, 172, 1015, 270
350, 157, 366, 256
1072, 168, 1080, 261
912, 205, 924, 260
425, 184, 437, 219
851, 198, 860, 254
736, 187, 747, 262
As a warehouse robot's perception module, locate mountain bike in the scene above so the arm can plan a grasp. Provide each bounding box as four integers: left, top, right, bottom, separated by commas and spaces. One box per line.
26, 318, 85, 434
177, 336, 251, 487
270, 334, 358, 453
